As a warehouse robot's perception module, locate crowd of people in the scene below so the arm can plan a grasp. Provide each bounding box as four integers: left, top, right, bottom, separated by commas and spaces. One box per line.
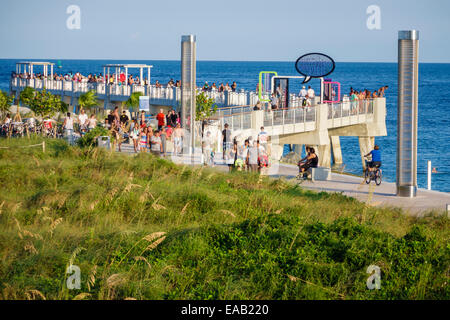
59, 107, 186, 155
215, 124, 270, 173
12, 71, 239, 93
201, 81, 238, 93
349, 86, 388, 100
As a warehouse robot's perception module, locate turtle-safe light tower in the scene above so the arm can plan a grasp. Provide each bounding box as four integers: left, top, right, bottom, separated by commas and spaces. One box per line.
397, 30, 419, 197
181, 35, 196, 156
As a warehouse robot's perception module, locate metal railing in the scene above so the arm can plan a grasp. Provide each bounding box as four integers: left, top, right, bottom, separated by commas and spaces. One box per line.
263, 106, 316, 127
10, 77, 271, 108
327, 99, 374, 120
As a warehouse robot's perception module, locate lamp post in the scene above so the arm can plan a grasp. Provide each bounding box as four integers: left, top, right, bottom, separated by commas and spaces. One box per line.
181, 35, 197, 156
397, 30, 419, 197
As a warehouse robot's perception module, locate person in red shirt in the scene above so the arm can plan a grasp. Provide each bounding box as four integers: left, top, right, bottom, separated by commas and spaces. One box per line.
156, 109, 166, 130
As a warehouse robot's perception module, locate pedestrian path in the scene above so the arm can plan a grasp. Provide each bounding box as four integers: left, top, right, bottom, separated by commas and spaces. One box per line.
271, 163, 450, 216
114, 143, 450, 216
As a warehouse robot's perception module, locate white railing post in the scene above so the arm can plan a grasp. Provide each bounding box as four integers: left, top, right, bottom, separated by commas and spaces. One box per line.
427, 160, 432, 190
304, 106, 306, 124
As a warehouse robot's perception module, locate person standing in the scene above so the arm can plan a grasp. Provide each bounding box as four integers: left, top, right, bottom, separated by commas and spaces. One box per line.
120, 110, 129, 125
166, 110, 173, 128
78, 109, 88, 134
257, 126, 269, 153
307, 86, 315, 99
173, 123, 184, 156
87, 114, 97, 132
139, 127, 147, 153
160, 126, 167, 157
246, 140, 259, 173
150, 130, 163, 157
130, 120, 140, 153
306, 86, 315, 106
107, 110, 115, 130
156, 109, 165, 131
170, 110, 178, 128
222, 123, 232, 160
63, 112, 74, 145
140, 111, 146, 127
299, 86, 307, 99
270, 93, 279, 110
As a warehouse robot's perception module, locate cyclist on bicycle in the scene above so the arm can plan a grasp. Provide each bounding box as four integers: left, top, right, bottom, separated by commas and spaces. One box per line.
364, 145, 381, 171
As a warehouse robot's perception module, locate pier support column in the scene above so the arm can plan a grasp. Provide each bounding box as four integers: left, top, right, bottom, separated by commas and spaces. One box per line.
293, 144, 303, 156
316, 144, 331, 168
359, 136, 374, 171
330, 136, 343, 165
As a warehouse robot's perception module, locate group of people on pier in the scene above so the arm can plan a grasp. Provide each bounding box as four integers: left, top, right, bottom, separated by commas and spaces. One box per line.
349, 86, 388, 100
201, 81, 238, 93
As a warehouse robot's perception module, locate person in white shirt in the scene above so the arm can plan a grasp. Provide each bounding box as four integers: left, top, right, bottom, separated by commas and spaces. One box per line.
87, 114, 97, 131
258, 126, 268, 150
306, 86, 315, 106
307, 86, 315, 98
78, 109, 88, 133
63, 112, 74, 145
299, 86, 307, 98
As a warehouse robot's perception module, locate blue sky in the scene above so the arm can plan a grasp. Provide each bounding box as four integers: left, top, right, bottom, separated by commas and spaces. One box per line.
1, 0, 449, 62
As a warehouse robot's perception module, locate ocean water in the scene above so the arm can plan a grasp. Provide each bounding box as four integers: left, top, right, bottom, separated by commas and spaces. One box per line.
0, 59, 449, 192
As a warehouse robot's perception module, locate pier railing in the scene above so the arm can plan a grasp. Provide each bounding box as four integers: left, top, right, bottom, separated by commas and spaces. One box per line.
327, 99, 374, 120
10, 77, 322, 109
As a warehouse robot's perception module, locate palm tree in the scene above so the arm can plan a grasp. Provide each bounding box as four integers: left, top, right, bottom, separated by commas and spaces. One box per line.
125, 92, 143, 118
78, 90, 99, 114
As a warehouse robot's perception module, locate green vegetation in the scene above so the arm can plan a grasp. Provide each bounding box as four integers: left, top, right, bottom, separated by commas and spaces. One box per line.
19, 87, 36, 110
78, 90, 99, 113
76, 126, 111, 148
21, 88, 67, 118
125, 92, 143, 113
195, 92, 217, 123
0, 89, 14, 117
0, 137, 448, 300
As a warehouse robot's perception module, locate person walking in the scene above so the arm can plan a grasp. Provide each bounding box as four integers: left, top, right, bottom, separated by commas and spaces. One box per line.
130, 120, 140, 153
246, 140, 259, 173
222, 123, 232, 160
63, 112, 74, 145
150, 130, 163, 157
173, 123, 184, 156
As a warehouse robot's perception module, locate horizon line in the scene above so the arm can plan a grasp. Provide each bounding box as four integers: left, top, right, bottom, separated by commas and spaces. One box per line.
1, 57, 450, 64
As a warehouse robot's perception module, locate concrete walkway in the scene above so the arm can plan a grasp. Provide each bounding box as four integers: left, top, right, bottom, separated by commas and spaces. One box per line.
269, 163, 450, 216
115, 143, 450, 216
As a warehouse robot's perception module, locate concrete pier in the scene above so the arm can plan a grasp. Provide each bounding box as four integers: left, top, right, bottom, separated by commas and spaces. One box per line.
330, 136, 343, 165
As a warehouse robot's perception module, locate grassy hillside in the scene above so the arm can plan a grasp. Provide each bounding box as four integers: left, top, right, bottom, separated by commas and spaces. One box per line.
0, 138, 448, 300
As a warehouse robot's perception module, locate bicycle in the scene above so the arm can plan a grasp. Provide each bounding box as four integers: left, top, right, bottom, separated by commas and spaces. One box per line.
364, 157, 382, 185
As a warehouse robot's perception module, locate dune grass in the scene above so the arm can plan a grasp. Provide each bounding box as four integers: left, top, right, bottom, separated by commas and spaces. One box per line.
0, 137, 448, 300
